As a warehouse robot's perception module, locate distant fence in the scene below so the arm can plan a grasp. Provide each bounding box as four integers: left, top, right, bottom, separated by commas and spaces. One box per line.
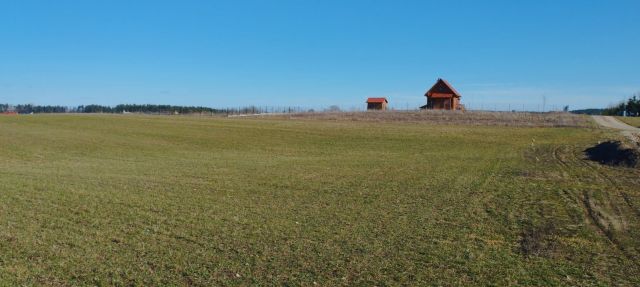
220, 103, 570, 115
1, 102, 572, 116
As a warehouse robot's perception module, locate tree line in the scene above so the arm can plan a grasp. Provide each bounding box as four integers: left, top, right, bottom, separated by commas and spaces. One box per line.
0, 104, 317, 115
603, 94, 640, 116
1, 104, 68, 113
1, 104, 224, 114
79, 104, 222, 114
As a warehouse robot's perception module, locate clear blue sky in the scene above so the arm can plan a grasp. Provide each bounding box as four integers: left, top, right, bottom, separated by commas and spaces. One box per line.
1, 0, 639, 110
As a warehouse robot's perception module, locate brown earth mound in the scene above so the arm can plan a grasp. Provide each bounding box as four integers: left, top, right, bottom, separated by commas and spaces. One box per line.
584, 141, 639, 168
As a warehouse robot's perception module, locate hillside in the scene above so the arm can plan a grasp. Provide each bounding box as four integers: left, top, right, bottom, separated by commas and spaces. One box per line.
0, 114, 638, 285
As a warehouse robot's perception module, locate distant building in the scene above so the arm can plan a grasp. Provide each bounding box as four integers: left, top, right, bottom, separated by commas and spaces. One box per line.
1, 105, 17, 115
366, 98, 388, 111
421, 78, 463, 110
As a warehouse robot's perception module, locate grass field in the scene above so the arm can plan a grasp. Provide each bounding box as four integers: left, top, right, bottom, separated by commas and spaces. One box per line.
618, 116, 640, 128
1, 114, 639, 286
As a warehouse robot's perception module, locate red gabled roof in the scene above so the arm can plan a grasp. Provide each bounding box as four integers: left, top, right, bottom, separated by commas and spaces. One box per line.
366, 97, 388, 103
425, 78, 461, 98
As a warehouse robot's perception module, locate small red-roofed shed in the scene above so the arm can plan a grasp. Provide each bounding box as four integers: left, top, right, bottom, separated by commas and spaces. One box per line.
366, 97, 388, 111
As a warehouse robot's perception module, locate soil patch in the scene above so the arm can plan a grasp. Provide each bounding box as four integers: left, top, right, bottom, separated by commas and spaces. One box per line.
584, 141, 639, 168
519, 221, 560, 258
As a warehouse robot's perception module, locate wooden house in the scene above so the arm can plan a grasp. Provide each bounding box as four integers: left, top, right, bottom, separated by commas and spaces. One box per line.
421, 79, 462, 110
1, 106, 17, 115
366, 98, 388, 111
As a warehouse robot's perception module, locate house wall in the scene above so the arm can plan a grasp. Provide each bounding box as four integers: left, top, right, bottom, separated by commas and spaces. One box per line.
367, 102, 388, 110
427, 97, 461, 110
429, 98, 451, 110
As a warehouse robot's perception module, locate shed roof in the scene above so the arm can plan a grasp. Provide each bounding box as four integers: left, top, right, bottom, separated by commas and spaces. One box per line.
366, 97, 388, 103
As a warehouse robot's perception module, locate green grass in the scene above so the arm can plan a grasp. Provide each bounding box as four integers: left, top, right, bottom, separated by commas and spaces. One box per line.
0, 114, 639, 286
617, 116, 640, 128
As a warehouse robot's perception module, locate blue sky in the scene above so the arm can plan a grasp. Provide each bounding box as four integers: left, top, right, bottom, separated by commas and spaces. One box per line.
1, 0, 639, 110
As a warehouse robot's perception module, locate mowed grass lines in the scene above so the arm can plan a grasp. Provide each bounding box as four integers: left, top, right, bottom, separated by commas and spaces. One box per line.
0, 114, 638, 286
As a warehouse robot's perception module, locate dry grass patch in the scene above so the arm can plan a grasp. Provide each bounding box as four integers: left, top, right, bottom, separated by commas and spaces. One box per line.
617, 116, 640, 128
268, 110, 593, 127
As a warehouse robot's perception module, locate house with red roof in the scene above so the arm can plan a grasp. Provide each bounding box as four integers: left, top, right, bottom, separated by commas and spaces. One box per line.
421, 78, 463, 110
366, 97, 388, 111
1, 105, 18, 115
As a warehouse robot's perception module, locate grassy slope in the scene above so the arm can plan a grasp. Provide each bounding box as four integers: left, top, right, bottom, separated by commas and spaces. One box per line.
617, 116, 640, 128
0, 115, 638, 286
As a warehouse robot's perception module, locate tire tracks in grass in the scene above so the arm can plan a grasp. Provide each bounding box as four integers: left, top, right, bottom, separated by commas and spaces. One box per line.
569, 147, 640, 219
569, 148, 640, 266
552, 146, 612, 241
570, 148, 640, 218
552, 144, 640, 266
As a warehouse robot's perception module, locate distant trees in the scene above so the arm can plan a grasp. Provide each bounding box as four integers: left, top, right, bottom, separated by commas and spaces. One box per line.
603, 93, 640, 116
111, 104, 221, 114
77, 105, 113, 113
0, 103, 314, 115
571, 109, 605, 115
76, 104, 221, 114
3, 104, 69, 114
0, 104, 222, 115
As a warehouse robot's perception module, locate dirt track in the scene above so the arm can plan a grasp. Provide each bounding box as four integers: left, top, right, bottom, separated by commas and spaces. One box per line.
592, 116, 640, 144
592, 116, 640, 132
